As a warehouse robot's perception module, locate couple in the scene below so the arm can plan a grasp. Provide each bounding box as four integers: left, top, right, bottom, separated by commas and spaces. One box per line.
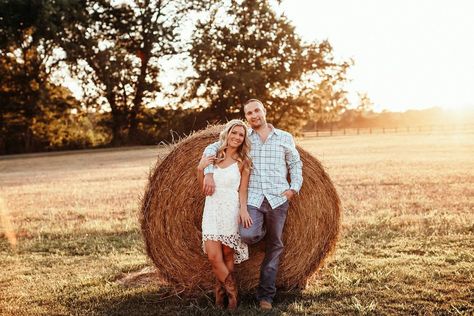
196, 99, 303, 310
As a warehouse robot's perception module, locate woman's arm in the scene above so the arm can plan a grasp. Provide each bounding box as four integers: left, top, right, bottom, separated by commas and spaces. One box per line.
238, 162, 253, 228
202, 142, 220, 196
197, 154, 215, 193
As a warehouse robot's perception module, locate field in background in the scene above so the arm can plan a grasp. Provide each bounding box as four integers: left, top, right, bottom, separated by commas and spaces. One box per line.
1, 131, 473, 315
303, 123, 474, 137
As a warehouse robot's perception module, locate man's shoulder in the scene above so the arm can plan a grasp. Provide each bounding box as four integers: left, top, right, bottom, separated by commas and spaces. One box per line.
204, 141, 221, 151
206, 140, 220, 146
274, 128, 294, 140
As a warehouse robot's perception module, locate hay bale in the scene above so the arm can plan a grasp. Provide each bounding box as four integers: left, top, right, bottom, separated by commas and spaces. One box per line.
140, 125, 341, 292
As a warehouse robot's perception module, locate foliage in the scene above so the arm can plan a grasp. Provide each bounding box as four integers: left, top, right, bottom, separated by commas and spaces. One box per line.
58, 0, 215, 145
0, 0, 109, 154
185, 0, 350, 133
0, 0, 353, 153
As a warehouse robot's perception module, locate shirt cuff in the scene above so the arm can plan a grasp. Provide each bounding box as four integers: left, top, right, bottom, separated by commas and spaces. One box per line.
204, 165, 214, 175
290, 185, 301, 194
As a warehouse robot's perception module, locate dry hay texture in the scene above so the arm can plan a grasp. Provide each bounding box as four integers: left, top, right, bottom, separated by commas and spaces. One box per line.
140, 125, 341, 292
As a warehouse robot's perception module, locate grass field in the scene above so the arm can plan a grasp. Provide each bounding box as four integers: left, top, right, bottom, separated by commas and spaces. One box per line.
1, 131, 473, 315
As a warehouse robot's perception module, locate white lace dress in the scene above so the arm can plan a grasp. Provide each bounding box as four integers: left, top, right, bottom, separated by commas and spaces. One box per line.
201, 162, 249, 264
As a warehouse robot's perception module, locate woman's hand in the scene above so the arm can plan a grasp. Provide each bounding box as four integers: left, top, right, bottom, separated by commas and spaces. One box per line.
239, 208, 253, 228
197, 154, 216, 171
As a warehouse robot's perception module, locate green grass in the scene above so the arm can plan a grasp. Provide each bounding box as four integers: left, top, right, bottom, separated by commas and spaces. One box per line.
1, 131, 473, 315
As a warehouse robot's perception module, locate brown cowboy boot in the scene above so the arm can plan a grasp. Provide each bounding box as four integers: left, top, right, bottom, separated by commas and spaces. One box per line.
224, 273, 238, 310
214, 278, 226, 308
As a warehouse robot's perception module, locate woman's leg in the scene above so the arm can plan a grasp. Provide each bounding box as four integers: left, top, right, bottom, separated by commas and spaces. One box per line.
221, 244, 238, 309
205, 240, 229, 282
222, 245, 235, 273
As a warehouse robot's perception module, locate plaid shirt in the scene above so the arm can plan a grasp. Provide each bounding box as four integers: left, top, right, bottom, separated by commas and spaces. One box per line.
203, 126, 303, 209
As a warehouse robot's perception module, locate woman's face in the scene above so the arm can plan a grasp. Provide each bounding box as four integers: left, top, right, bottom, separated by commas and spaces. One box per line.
227, 125, 246, 148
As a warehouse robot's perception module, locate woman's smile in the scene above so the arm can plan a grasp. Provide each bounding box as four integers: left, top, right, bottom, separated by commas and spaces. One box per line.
230, 137, 242, 146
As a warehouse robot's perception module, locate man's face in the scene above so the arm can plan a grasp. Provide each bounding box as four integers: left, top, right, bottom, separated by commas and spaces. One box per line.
244, 101, 266, 129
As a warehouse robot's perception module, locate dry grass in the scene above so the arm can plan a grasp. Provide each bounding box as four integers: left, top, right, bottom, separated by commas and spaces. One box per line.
0, 131, 473, 315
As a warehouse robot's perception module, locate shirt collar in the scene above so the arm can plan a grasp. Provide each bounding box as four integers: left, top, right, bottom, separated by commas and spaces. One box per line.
248, 124, 278, 136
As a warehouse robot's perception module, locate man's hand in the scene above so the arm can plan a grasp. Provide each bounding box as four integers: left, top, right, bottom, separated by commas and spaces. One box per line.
281, 189, 296, 201
197, 154, 216, 171
203, 173, 216, 196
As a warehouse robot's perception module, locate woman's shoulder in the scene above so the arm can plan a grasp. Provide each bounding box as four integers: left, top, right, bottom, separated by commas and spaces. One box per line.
237, 160, 250, 173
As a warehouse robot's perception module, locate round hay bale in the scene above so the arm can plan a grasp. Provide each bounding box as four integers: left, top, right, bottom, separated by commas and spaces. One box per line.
140, 125, 341, 292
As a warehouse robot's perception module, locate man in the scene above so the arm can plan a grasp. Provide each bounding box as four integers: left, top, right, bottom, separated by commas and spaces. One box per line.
202, 99, 303, 310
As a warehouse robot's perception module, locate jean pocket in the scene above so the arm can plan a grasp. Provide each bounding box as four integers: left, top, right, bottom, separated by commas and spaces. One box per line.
276, 200, 290, 212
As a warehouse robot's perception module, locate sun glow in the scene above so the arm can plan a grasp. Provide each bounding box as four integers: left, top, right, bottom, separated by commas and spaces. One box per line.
281, 0, 474, 113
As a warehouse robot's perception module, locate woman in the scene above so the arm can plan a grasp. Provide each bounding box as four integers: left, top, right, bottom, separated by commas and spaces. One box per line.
196, 119, 253, 310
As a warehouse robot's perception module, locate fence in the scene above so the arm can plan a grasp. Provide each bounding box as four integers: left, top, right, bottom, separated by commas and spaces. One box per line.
302, 124, 474, 137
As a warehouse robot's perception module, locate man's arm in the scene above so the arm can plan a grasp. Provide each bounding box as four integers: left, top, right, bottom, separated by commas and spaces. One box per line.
203, 142, 220, 175
196, 154, 216, 193
202, 141, 220, 195
238, 163, 253, 228
285, 135, 303, 193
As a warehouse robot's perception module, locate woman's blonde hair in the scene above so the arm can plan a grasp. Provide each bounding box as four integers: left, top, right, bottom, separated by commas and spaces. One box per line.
216, 119, 252, 171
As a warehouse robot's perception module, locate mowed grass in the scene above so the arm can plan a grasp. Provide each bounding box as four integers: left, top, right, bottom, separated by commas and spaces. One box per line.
0, 131, 473, 315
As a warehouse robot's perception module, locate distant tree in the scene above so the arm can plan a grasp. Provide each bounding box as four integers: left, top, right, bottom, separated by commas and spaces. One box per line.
32, 84, 110, 150
0, 0, 80, 154
305, 77, 349, 130
0, 58, 88, 153
356, 92, 374, 114
59, 0, 215, 145
184, 0, 350, 132
346, 92, 374, 127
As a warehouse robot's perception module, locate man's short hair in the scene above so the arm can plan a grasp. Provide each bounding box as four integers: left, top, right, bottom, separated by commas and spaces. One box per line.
244, 99, 264, 107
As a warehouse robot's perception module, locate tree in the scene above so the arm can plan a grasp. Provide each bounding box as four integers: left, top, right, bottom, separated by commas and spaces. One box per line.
59, 0, 215, 145
305, 78, 349, 131
184, 0, 350, 132
356, 92, 374, 114
0, 0, 79, 154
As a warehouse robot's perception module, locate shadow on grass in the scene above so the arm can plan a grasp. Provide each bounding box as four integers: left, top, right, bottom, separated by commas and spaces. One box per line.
62, 282, 350, 316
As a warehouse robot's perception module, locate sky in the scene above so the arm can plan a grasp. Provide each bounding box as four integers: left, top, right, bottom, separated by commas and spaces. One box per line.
280, 0, 474, 112
64, 0, 474, 113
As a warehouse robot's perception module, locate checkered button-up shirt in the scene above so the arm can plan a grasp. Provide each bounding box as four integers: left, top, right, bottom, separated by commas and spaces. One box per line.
203, 126, 303, 209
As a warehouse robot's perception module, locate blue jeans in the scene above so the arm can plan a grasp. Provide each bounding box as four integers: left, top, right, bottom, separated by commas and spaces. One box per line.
240, 198, 289, 303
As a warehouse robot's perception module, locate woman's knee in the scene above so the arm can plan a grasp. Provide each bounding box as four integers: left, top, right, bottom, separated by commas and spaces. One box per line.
207, 252, 224, 265
205, 242, 223, 264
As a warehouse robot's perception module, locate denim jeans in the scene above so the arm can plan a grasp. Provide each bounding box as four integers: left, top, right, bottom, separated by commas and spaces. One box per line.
239, 198, 289, 303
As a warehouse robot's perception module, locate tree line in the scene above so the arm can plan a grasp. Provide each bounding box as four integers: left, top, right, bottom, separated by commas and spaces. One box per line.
0, 0, 350, 155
